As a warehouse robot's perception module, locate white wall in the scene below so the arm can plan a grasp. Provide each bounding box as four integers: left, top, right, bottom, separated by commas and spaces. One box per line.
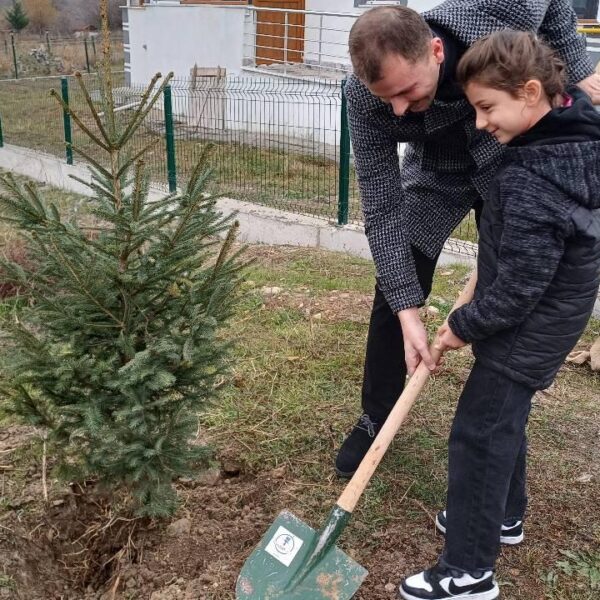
127, 4, 246, 83
408, 0, 442, 10
169, 75, 342, 147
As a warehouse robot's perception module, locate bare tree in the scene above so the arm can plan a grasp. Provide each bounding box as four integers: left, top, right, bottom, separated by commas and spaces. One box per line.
24, 0, 58, 34
52, 0, 122, 33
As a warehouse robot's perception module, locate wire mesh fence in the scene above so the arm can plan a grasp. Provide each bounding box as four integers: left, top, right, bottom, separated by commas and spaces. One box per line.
0, 71, 478, 254
0, 71, 126, 158
0, 32, 123, 80
165, 75, 361, 221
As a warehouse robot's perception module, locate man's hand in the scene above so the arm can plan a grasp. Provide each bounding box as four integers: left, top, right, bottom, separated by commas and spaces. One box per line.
436, 322, 467, 353
398, 307, 437, 376
577, 73, 600, 104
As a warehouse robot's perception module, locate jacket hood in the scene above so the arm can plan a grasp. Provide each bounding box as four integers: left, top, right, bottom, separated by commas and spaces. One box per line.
505, 89, 600, 209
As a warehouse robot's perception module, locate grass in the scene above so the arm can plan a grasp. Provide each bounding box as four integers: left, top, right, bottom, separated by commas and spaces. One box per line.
544, 550, 600, 599
0, 72, 474, 233
199, 246, 599, 599
0, 574, 15, 590
0, 175, 597, 598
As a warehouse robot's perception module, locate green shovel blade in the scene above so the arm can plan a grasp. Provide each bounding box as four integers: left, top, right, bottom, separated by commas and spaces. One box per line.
236, 509, 368, 599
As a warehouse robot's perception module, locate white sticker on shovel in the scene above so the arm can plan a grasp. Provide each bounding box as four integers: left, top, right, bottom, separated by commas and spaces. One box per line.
264, 526, 304, 567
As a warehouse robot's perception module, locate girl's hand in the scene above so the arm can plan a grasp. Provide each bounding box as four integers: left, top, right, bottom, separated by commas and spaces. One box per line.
436, 323, 467, 352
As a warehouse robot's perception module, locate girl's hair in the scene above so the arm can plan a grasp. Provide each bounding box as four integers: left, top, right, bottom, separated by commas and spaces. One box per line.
456, 30, 566, 99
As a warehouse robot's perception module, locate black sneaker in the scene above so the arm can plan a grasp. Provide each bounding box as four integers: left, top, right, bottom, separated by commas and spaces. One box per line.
435, 510, 524, 545
334, 414, 382, 478
399, 562, 499, 600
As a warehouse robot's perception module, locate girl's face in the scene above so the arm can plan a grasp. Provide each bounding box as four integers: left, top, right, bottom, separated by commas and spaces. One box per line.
465, 81, 538, 144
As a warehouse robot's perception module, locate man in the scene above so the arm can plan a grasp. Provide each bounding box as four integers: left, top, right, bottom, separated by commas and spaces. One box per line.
335, 0, 600, 478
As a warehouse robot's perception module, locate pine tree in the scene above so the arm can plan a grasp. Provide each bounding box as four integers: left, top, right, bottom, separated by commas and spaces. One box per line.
5, 1, 29, 32
0, 0, 244, 516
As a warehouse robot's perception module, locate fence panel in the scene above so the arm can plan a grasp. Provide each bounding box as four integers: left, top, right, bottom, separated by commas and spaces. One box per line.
0, 71, 480, 254
166, 75, 360, 222
0, 33, 123, 80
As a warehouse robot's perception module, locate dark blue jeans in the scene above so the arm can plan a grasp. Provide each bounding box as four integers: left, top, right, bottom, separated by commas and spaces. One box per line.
442, 360, 535, 572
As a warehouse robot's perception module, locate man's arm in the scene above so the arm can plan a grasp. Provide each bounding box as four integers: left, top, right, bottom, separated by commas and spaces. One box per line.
539, 0, 600, 101
448, 172, 571, 342
346, 77, 424, 313
346, 77, 437, 374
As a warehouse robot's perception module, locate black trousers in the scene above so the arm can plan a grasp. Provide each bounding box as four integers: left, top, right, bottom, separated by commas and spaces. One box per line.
361, 245, 438, 420
361, 198, 483, 420
442, 361, 534, 571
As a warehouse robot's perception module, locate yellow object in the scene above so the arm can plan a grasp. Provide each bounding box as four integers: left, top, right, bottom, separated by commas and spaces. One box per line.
578, 20, 600, 35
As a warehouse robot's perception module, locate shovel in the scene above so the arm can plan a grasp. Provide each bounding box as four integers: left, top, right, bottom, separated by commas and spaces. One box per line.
236, 271, 478, 600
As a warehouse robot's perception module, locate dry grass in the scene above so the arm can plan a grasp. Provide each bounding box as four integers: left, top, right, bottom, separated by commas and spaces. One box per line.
200, 246, 599, 599
0, 33, 123, 79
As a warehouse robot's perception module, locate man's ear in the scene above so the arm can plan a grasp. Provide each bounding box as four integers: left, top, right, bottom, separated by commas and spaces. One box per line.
431, 37, 444, 64
522, 79, 544, 105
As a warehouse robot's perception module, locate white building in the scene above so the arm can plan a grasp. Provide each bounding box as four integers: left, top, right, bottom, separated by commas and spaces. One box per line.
119, 1, 600, 152
122, 1, 443, 85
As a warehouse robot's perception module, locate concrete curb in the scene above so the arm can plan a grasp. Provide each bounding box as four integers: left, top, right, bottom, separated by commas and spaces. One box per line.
1, 143, 598, 317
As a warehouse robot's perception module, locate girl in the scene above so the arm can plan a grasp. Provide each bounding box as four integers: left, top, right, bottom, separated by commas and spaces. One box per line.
400, 31, 600, 600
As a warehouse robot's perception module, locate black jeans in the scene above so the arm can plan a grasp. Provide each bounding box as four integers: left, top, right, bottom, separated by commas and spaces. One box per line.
443, 361, 534, 572
361, 199, 483, 420
361, 245, 439, 420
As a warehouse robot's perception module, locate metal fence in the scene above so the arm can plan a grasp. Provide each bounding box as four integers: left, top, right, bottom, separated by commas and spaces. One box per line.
241, 6, 356, 80
0, 32, 123, 80
0, 72, 363, 222
0, 71, 482, 251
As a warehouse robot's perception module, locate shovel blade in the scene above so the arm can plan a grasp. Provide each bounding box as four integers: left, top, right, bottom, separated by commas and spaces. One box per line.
236, 510, 367, 599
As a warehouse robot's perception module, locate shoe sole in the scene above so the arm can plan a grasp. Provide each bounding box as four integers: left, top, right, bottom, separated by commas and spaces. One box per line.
435, 514, 524, 545
334, 467, 356, 479
399, 583, 499, 600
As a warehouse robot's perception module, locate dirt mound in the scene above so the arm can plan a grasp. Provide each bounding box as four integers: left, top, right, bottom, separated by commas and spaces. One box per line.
0, 442, 281, 600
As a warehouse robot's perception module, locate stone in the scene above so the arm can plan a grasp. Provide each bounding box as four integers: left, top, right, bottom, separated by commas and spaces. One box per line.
166, 517, 191, 537
221, 460, 241, 477
196, 468, 220, 486
261, 286, 282, 296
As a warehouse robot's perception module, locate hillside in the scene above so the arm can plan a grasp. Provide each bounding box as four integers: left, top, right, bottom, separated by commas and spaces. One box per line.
0, 0, 122, 33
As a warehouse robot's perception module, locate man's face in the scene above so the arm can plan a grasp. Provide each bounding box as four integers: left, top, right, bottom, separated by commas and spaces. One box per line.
366, 39, 444, 117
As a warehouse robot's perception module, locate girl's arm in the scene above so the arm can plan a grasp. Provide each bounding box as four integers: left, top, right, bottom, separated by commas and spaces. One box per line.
447, 173, 571, 342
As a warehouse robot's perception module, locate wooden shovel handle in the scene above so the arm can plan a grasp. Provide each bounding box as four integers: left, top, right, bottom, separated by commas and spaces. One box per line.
336, 269, 478, 514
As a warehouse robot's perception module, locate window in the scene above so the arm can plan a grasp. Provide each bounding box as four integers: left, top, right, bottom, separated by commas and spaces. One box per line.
572, 0, 599, 19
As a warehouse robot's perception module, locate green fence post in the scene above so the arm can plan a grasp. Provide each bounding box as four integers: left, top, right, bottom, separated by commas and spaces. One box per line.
10, 33, 18, 79
0, 115, 4, 148
337, 78, 350, 226
163, 85, 177, 193
61, 78, 73, 165
83, 38, 91, 73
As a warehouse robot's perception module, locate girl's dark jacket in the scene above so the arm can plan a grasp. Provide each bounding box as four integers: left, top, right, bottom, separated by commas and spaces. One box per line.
449, 90, 600, 390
